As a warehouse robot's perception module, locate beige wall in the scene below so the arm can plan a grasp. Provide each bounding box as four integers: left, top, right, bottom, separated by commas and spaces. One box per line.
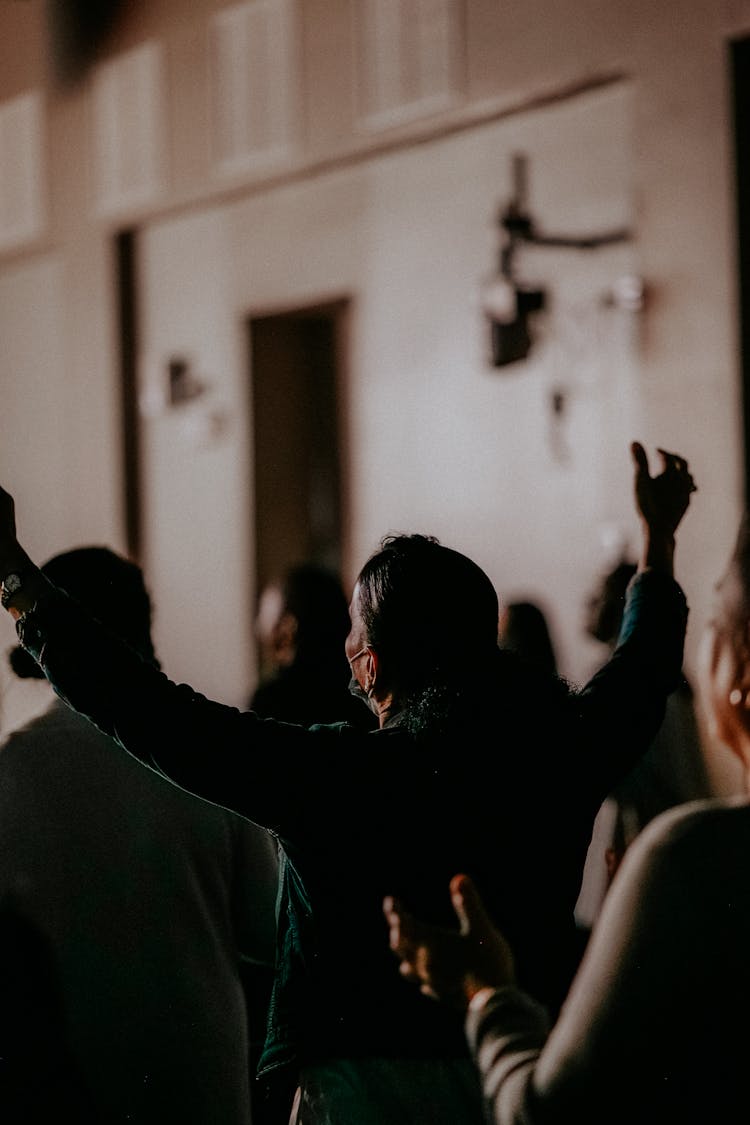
0, 0, 748, 790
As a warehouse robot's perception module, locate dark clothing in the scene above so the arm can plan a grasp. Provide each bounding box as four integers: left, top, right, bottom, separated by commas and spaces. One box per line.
0, 699, 278, 1124
250, 658, 377, 730
17, 570, 687, 1089
0, 904, 100, 1124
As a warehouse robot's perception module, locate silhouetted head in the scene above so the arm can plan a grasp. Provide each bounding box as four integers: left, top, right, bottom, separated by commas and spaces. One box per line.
584, 559, 638, 648
9, 546, 157, 680
498, 600, 558, 678
347, 535, 500, 727
256, 563, 351, 669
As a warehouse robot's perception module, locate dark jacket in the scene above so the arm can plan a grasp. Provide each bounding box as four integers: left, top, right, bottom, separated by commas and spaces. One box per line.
17, 570, 688, 1086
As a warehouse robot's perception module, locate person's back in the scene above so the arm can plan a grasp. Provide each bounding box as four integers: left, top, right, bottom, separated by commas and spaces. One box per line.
268, 645, 669, 1056
0, 548, 279, 1124
260, 517, 689, 1102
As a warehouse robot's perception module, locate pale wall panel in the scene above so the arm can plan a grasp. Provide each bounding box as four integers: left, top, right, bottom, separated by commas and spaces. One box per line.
139, 208, 253, 706
0, 255, 71, 734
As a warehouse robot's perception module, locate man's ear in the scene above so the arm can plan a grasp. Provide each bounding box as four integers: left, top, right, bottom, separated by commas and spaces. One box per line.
364, 646, 381, 692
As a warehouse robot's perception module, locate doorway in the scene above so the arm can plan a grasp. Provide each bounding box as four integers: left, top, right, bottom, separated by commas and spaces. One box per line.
248, 299, 351, 640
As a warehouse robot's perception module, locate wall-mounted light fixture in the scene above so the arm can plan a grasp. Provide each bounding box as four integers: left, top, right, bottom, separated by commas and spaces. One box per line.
167, 355, 208, 407
482, 153, 633, 368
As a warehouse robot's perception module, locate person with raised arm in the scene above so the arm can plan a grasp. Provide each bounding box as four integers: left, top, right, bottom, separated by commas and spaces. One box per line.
0, 442, 695, 1124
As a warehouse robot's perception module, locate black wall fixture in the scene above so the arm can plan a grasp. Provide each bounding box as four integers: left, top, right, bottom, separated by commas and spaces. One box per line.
482, 153, 633, 368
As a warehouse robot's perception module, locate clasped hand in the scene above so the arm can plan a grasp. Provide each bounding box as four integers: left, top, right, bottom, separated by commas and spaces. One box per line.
383, 874, 515, 1012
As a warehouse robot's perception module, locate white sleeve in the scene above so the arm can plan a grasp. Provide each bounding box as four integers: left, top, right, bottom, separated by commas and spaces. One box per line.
466, 807, 706, 1124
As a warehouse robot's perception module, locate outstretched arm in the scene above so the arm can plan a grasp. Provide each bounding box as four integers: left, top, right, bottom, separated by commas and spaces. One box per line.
569, 443, 696, 798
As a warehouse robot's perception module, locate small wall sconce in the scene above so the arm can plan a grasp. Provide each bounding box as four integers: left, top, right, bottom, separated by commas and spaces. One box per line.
482, 153, 633, 369
167, 356, 208, 406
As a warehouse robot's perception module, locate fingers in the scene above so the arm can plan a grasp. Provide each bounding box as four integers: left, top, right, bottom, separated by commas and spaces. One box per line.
657, 448, 687, 472
656, 448, 698, 493
630, 441, 649, 475
632, 442, 698, 494
383, 895, 398, 922
398, 960, 423, 985
383, 895, 418, 959
383, 895, 405, 951
450, 873, 493, 938
384, 896, 436, 989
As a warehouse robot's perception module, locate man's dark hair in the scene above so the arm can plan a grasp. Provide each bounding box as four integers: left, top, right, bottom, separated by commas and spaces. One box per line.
10, 546, 157, 680
355, 535, 500, 730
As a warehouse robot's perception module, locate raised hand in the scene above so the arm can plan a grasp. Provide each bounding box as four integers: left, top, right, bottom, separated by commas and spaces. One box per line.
630, 442, 697, 575
383, 874, 515, 1011
631, 442, 697, 540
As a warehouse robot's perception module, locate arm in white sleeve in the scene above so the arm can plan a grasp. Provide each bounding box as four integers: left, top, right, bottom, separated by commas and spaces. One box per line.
466, 803, 718, 1124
